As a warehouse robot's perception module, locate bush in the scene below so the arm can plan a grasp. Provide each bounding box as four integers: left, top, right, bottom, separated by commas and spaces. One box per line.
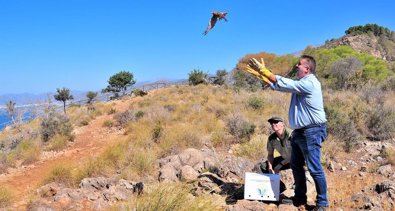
113, 110, 135, 127
330, 57, 363, 90
40, 110, 74, 142
213, 69, 228, 85
325, 103, 361, 152
152, 121, 164, 143
247, 96, 264, 110
132, 89, 148, 97
366, 106, 395, 141
188, 69, 208, 86
226, 114, 256, 143
135, 110, 145, 120
102, 120, 114, 128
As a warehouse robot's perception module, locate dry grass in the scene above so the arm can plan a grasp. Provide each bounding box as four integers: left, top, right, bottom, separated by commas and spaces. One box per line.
41, 162, 75, 187
381, 146, 395, 165
112, 182, 224, 211
15, 139, 41, 165
235, 134, 268, 161
45, 134, 69, 151
73, 158, 107, 185
0, 186, 14, 208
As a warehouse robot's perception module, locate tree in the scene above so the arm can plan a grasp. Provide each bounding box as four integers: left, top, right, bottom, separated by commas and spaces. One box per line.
213, 69, 228, 85
86, 91, 98, 104
5, 100, 16, 123
188, 69, 207, 85
54, 87, 74, 113
105, 71, 136, 95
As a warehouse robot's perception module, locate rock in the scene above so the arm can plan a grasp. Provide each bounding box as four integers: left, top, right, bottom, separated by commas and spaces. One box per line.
36, 182, 61, 198
26, 201, 55, 211
158, 164, 179, 182
226, 199, 267, 211
180, 165, 199, 182
377, 164, 392, 177
327, 161, 335, 172
91, 198, 109, 211
347, 160, 358, 168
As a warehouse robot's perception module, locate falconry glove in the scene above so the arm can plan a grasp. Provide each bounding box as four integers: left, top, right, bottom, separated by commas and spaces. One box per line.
245, 66, 271, 84
248, 58, 274, 79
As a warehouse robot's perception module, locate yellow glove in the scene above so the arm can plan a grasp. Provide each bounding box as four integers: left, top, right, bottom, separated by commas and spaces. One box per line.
248, 58, 274, 78
245, 66, 272, 84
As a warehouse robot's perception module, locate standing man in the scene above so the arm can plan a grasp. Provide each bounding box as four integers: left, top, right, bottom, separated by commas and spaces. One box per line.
246, 55, 328, 210
260, 116, 292, 174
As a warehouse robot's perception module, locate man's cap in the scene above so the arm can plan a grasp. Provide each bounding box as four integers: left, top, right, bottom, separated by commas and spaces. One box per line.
267, 116, 284, 123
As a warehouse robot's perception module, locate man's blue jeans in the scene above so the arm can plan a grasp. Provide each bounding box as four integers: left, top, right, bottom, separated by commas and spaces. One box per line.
290, 124, 328, 207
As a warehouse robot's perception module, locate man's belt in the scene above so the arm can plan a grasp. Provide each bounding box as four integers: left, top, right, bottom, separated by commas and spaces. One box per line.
295, 123, 326, 131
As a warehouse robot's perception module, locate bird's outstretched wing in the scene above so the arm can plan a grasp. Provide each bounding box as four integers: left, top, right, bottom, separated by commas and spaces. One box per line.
203, 15, 218, 35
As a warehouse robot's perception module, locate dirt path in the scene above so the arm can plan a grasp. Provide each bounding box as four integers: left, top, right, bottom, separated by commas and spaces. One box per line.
0, 98, 133, 209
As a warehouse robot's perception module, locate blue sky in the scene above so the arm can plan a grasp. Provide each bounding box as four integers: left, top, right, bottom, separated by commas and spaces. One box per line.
1, 0, 394, 95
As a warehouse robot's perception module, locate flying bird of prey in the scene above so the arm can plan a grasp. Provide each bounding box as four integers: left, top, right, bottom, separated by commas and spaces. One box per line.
203, 11, 228, 35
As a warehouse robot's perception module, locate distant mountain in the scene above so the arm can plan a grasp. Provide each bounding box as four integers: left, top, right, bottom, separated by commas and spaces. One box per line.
0, 93, 51, 105
0, 90, 90, 106
0, 79, 187, 106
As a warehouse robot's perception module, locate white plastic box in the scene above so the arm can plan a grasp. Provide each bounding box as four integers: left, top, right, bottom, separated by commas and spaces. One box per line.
244, 172, 280, 201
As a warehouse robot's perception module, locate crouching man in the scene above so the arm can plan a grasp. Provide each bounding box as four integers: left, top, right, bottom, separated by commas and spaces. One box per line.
260, 116, 292, 174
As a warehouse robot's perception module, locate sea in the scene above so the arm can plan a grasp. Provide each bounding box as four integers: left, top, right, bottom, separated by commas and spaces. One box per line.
0, 108, 36, 131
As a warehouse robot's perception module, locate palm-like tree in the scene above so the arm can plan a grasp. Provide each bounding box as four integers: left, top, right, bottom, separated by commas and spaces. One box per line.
54, 87, 74, 113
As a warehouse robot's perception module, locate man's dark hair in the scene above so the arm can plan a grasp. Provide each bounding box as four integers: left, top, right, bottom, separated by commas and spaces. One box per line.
301, 55, 316, 74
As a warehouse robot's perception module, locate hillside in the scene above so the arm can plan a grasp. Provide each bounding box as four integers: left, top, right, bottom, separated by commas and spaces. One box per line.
0, 84, 394, 210
323, 24, 395, 68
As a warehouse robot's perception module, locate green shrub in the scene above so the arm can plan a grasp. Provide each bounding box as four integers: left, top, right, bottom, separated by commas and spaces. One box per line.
135, 110, 145, 120
188, 69, 208, 86
132, 89, 148, 97
247, 96, 264, 110
152, 121, 164, 143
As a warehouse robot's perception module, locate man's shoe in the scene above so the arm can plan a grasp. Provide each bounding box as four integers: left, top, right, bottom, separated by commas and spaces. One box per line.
312, 206, 327, 211
281, 197, 307, 207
